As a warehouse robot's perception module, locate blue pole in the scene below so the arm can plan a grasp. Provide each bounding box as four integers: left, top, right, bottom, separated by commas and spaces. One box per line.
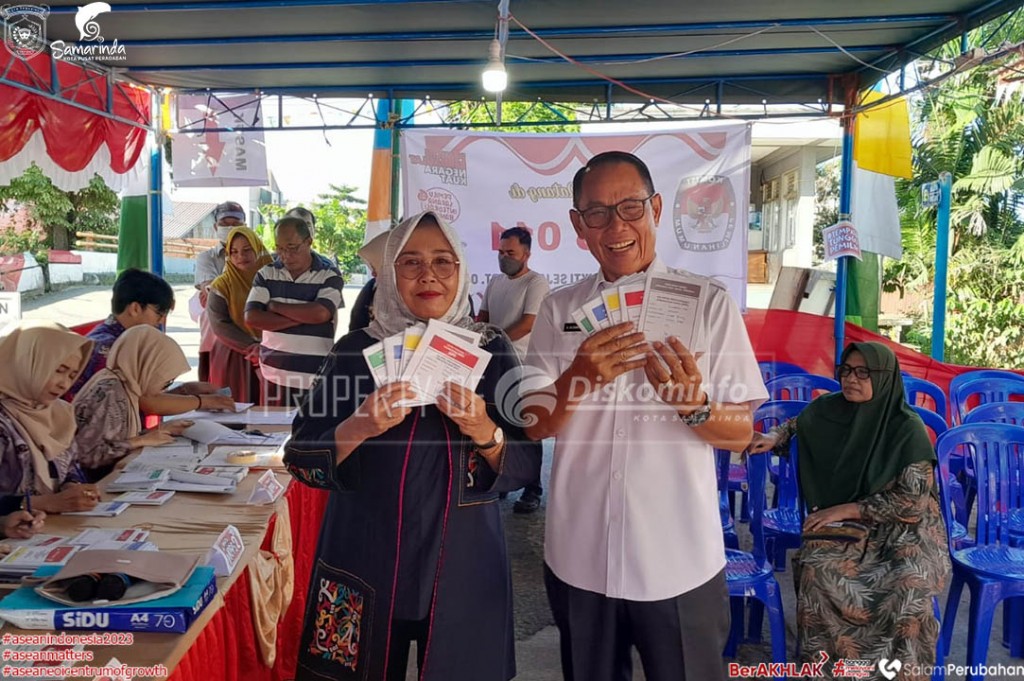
931, 172, 953, 361
149, 96, 164, 276
834, 116, 856, 366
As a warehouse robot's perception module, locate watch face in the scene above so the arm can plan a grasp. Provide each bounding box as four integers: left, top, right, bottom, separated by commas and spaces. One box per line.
494, 427, 505, 444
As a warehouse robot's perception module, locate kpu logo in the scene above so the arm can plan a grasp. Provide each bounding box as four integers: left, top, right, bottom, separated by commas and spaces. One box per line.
672, 175, 737, 253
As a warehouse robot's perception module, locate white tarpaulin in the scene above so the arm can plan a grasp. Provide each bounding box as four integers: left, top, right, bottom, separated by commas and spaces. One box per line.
401, 125, 752, 309
172, 94, 268, 188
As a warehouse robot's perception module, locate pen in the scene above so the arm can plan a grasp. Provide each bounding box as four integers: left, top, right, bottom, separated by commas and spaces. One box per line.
24, 491, 31, 514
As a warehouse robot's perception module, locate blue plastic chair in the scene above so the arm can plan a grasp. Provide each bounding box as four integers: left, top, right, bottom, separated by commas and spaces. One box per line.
937, 423, 1024, 679
758, 360, 809, 386
765, 374, 840, 402
724, 449, 787, 675
715, 449, 740, 550
964, 402, 1024, 428
914, 406, 970, 551
905, 376, 949, 424
951, 371, 1024, 424
754, 400, 807, 572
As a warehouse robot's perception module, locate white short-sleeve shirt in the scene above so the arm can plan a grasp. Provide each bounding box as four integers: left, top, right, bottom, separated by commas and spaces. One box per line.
525, 260, 768, 601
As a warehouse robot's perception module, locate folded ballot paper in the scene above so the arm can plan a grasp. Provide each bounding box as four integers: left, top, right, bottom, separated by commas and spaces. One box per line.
571, 270, 707, 349
363, 319, 491, 407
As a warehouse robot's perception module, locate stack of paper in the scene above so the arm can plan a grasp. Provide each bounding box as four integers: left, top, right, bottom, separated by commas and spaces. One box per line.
164, 402, 253, 421
113, 490, 176, 506
362, 319, 492, 406
65, 501, 131, 517
158, 469, 237, 494
570, 270, 707, 349
0, 544, 79, 576
106, 469, 171, 493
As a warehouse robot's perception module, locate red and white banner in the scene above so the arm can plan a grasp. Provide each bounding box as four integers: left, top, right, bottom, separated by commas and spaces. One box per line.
401, 125, 751, 309
172, 94, 267, 187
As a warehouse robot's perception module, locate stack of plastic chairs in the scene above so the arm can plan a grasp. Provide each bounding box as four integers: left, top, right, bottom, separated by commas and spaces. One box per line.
754, 401, 807, 572
715, 448, 740, 550
904, 376, 949, 424
937, 423, 1024, 678
950, 370, 1024, 424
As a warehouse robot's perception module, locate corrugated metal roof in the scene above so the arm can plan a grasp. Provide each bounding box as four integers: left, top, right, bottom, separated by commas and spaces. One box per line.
163, 201, 217, 240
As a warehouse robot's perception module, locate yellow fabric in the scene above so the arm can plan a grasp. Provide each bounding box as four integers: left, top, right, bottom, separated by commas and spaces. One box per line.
247, 502, 295, 667
77, 326, 190, 437
210, 227, 273, 339
854, 90, 913, 179
0, 322, 92, 492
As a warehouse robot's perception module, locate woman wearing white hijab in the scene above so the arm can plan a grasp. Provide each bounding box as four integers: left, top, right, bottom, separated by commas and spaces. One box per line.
285, 212, 538, 681
0, 322, 99, 514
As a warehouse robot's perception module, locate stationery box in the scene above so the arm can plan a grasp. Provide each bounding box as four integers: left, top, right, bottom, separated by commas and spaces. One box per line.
0, 566, 217, 633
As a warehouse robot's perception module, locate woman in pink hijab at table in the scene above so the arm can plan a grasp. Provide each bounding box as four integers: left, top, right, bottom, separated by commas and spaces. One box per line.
0, 321, 99, 515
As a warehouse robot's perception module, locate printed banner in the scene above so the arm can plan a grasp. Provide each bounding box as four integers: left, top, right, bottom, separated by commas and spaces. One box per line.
822, 220, 864, 261
401, 125, 752, 309
172, 94, 268, 187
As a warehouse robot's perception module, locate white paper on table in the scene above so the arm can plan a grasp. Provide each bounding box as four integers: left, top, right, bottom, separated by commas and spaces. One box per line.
637, 270, 707, 349
180, 419, 285, 445
400, 328, 492, 406
64, 501, 130, 517
159, 480, 236, 494
601, 288, 622, 324
66, 528, 150, 546
165, 402, 253, 422
201, 445, 286, 469
581, 295, 611, 332
363, 341, 388, 388
238, 407, 298, 426
570, 307, 596, 335
0, 534, 67, 549
114, 490, 176, 506
382, 333, 405, 383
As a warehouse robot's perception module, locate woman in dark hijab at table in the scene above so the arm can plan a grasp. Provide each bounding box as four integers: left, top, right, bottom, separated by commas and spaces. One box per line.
284, 211, 539, 681
748, 341, 950, 680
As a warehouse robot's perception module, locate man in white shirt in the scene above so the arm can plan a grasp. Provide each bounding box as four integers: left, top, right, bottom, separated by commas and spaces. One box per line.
194, 200, 244, 381
523, 151, 767, 681
479, 226, 550, 513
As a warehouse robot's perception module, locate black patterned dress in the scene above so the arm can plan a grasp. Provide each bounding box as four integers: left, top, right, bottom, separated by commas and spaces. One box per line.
773, 420, 951, 680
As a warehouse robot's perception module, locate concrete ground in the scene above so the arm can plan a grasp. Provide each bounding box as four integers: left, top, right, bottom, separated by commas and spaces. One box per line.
22, 284, 1024, 680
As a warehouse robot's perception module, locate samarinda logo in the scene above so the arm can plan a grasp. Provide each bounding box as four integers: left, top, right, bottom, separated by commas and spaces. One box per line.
51, 2, 127, 62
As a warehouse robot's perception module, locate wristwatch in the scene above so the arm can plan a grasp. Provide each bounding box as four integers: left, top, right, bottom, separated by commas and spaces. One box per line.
680, 393, 712, 428
473, 426, 505, 450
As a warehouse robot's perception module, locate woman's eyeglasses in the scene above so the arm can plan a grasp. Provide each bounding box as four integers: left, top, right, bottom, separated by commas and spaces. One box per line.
836, 364, 880, 380
573, 195, 655, 229
395, 257, 460, 280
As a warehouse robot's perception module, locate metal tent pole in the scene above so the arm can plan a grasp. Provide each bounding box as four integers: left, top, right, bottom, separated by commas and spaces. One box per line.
834, 114, 856, 365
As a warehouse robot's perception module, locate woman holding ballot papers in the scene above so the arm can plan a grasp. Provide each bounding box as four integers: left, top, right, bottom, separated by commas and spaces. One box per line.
207, 225, 274, 404
747, 342, 949, 677
285, 211, 539, 681
72, 325, 195, 482
0, 322, 100, 514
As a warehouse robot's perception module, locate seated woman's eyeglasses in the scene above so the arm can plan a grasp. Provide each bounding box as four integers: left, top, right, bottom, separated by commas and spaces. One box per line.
575, 195, 655, 229
836, 364, 877, 379
395, 257, 460, 280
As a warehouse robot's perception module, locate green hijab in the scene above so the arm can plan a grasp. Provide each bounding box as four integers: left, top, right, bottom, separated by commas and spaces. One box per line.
796, 341, 935, 511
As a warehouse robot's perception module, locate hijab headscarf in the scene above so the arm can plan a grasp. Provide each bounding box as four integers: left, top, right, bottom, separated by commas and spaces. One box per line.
0, 322, 93, 492
75, 326, 191, 437
366, 211, 495, 346
796, 341, 935, 510
210, 226, 273, 339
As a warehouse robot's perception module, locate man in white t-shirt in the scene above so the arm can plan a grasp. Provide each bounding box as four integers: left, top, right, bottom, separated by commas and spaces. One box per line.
479, 226, 550, 513
522, 151, 767, 680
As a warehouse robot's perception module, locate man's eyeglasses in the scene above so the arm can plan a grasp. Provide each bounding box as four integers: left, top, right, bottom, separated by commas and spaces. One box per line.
276, 241, 308, 257
395, 257, 460, 280
147, 304, 170, 319
836, 364, 881, 380
573, 194, 656, 229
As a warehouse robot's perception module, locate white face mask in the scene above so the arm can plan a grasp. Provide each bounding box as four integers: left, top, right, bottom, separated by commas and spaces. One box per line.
217, 226, 234, 243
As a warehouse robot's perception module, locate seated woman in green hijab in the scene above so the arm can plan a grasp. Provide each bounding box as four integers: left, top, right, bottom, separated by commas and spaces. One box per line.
748, 341, 949, 679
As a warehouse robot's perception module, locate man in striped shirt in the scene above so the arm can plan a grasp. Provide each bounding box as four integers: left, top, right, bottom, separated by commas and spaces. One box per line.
245, 216, 345, 407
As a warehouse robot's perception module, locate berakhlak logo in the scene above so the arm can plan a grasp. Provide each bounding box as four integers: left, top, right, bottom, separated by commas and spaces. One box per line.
1, 4, 49, 60
672, 175, 737, 253
878, 658, 902, 680
75, 2, 110, 41
494, 365, 556, 428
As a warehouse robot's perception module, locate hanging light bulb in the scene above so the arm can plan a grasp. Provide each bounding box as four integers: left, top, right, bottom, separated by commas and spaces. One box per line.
482, 38, 507, 93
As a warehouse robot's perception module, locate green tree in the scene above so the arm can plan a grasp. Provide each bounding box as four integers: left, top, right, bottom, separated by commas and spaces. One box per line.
311, 185, 368, 277
813, 159, 840, 262
0, 164, 118, 251
443, 100, 580, 132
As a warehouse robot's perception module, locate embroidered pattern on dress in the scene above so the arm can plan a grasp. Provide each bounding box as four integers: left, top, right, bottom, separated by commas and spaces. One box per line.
287, 463, 328, 486
308, 576, 364, 670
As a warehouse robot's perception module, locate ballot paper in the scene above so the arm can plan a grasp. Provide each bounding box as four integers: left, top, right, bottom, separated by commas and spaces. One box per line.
581, 296, 610, 332
382, 333, 405, 382
106, 468, 171, 493
570, 307, 596, 335
181, 419, 286, 446
363, 341, 388, 388
601, 288, 623, 325
65, 528, 150, 546
64, 501, 130, 517
637, 270, 707, 348
400, 324, 426, 376
165, 402, 253, 421
618, 281, 646, 326
114, 490, 176, 506
400, 326, 491, 406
